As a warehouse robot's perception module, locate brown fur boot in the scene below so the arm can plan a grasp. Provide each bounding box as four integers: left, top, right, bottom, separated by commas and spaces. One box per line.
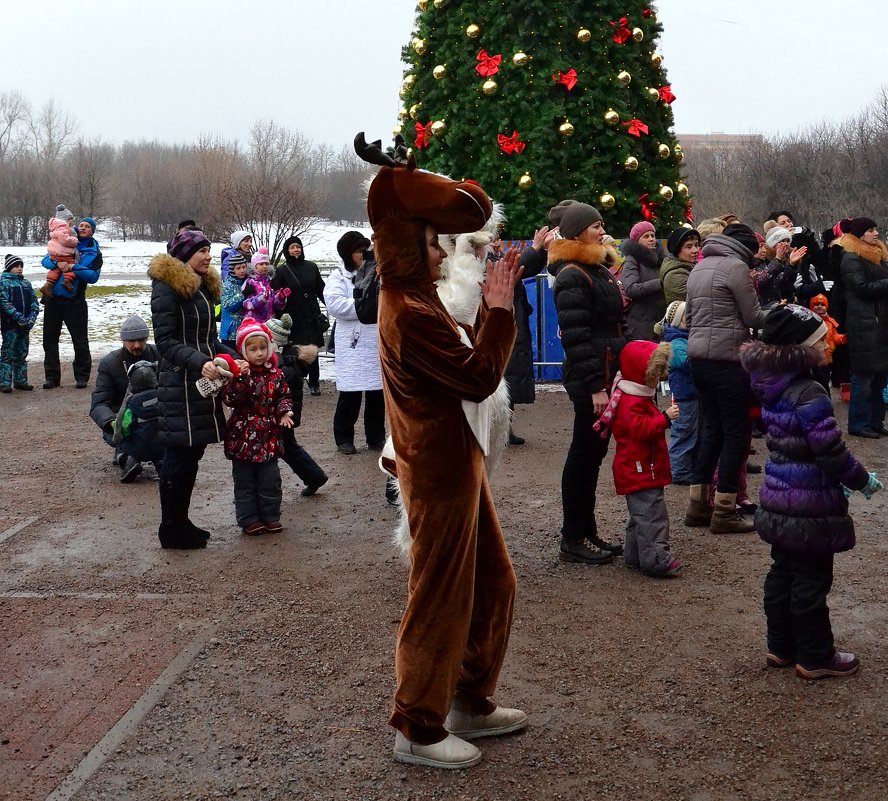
684, 483, 712, 527
710, 492, 755, 533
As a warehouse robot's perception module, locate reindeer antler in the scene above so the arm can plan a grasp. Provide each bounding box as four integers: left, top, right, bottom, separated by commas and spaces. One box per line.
354, 132, 397, 167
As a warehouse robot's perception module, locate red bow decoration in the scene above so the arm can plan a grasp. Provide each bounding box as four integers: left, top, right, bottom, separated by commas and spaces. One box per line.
475, 50, 502, 77
622, 118, 649, 137
642, 7, 653, 18
414, 121, 433, 149
658, 85, 676, 104
609, 17, 631, 44
639, 193, 658, 221
685, 203, 695, 224
553, 68, 577, 91
497, 131, 526, 155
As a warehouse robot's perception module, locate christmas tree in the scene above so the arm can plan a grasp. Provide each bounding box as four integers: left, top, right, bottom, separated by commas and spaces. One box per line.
396, 1, 691, 238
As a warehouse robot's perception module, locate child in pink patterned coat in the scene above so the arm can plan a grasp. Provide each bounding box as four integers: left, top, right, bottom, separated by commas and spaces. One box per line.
222, 320, 293, 536
241, 247, 290, 323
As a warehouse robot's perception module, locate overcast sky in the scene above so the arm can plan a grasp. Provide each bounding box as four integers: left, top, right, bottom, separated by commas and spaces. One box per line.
4, 0, 886, 151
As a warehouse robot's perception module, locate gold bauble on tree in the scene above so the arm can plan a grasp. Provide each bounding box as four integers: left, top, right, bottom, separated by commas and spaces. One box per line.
659, 185, 674, 201
518, 173, 533, 190
433, 0, 446, 8
604, 109, 620, 125
676, 182, 689, 198
559, 120, 575, 137
433, 64, 446, 80
646, 87, 660, 100
409, 103, 422, 119
466, 23, 480, 38
658, 143, 671, 159
512, 51, 528, 67
577, 28, 592, 43
676, 151, 685, 163
398, 107, 409, 121
651, 52, 664, 68
418, 0, 429, 9
412, 38, 426, 55
482, 79, 498, 95
624, 156, 639, 171
632, 27, 644, 42
673, 143, 684, 155
431, 120, 446, 136
616, 70, 632, 87
392, 126, 402, 138
600, 193, 616, 210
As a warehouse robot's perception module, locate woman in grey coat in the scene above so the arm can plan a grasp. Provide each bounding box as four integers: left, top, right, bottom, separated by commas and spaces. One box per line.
620, 221, 667, 341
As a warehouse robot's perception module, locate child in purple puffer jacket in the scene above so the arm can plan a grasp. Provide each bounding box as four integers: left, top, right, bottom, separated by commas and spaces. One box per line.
242, 247, 289, 324
741, 304, 882, 680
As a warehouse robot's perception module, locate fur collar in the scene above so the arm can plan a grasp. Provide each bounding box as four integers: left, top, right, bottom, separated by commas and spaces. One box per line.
147, 252, 222, 301
836, 234, 888, 265
620, 238, 665, 269
547, 239, 620, 270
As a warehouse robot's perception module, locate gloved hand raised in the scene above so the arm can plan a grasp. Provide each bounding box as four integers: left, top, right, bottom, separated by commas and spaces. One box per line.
860, 471, 883, 500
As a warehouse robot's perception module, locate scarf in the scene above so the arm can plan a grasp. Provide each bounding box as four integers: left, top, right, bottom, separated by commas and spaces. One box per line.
592, 373, 655, 439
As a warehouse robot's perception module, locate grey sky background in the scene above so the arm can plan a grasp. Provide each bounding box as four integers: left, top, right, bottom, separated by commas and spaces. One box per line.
4, 0, 885, 150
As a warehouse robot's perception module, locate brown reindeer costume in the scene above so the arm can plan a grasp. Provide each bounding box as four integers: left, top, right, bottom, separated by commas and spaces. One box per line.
355, 134, 524, 766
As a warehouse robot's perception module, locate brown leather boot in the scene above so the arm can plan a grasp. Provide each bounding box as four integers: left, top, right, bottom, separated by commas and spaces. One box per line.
684, 483, 712, 527
710, 492, 755, 533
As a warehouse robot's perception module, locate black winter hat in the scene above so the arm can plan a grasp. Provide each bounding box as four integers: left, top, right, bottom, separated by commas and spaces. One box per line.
666, 227, 700, 257
847, 217, 877, 239
547, 200, 602, 240
722, 223, 759, 256
4, 254, 24, 272
336, 231, 371, 265
761, 304, 828, 347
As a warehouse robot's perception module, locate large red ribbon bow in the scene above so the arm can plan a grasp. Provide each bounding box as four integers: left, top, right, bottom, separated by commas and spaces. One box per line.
658, 86, 676, 104
475, 50, 502, 77
639, 193, 658, 221
414, 121, 433, 149
497, 131, 526, 155
623, 118, 649, 137
610, 17, 631, 43
554, 68, 577, 91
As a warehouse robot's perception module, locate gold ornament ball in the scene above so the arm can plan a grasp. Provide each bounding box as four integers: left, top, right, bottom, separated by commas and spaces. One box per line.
482, 79, 498, 95
559, 120, 575, 138
418, 0, 429, 9
632, 27, 644, 42
412, 38, 426, 56
646, 87, 660, 101
402, 74, 415, 90
658, 143, 671, 159
651, 52, 664, 68
624, 155, 639, 171
600, 193, 616, 210
617, 70, 632, 88
577, 28, 592, 44
673, 143, 684, 155
659, 185, 674, 201
676, 151, 685, 163
398, 107, 409, 121
604, 109, 620, 125
392, 126, 402, 138
433, 64, 446, 80
676, 182, 689, 198
431, 120, 446, 136
409, 103, 422, 119
433, 0, 446, 8
512, 51, 529, 67
466, 23, 480, 38
518, 173, 533, 191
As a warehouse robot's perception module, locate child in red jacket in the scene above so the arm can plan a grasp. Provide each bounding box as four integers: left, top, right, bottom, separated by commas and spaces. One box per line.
223, 320, 294, 536
596, 340, 682, 576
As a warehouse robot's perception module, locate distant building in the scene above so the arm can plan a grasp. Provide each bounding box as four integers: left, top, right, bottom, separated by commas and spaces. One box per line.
677, 133, 764, 151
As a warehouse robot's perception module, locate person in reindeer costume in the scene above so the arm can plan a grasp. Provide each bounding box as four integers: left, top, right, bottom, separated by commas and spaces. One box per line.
355, 133, 527, 769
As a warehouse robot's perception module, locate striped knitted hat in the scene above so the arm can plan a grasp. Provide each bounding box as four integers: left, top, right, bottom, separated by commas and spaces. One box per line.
4, 254, 23, 272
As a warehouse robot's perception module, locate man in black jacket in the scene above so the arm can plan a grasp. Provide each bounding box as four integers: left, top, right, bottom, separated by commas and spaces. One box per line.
89, 315, 160, 481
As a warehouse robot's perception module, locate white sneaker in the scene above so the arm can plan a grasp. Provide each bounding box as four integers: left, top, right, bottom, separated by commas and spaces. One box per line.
393, 730, 482, 769
444, 705, 528, 740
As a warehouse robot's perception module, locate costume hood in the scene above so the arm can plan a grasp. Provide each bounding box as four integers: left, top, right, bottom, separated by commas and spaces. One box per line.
147, 252, 222, 302
354, 132, 492, 294
618, 340, 670, 385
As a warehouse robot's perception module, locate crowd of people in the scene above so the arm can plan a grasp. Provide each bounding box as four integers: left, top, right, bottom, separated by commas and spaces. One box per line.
2, 186, 886, 770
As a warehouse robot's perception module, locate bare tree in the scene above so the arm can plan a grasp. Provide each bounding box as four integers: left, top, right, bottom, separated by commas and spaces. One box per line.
28, 99, 78, 165
0, 91, 29, 160
64, 138, 115, 218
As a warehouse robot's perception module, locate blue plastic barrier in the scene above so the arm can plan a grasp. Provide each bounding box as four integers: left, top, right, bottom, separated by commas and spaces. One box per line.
526, 275, 563, 381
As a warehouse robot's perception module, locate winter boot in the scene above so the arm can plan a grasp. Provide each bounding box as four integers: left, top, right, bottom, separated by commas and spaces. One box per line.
157, 479, 206, 549
684, 484, 713, 527
710, 492, 755, 534
179, 462, 211, 541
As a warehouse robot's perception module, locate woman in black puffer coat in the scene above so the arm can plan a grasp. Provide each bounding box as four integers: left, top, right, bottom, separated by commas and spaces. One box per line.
619, 221, 667, 341
548, 200, 627, 565
149, 229, 239, 549
271, 235, 326, 394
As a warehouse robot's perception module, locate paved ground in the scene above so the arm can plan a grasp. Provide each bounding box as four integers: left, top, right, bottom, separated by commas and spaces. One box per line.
1, 367, 887, 801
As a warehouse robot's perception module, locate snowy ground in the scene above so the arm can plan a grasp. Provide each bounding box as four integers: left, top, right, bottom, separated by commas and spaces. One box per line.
9, 220, 370, 378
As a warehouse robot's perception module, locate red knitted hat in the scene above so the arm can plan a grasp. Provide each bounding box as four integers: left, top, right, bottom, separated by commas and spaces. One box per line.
235, 320, 272, 356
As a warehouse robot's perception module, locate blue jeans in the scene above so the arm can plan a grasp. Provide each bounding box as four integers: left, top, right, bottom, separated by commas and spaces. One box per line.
668, 397, 698, 485
848, 371, 887, 433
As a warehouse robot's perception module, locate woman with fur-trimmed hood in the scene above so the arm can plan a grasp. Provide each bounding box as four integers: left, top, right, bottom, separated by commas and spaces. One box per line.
148, 229, 239, 550
547, 200, 627, 565
836, 217, 888, 437
619, 220, 668, 341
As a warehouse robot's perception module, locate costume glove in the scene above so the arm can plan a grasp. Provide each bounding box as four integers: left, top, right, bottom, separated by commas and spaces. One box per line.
822, 280, 835, 291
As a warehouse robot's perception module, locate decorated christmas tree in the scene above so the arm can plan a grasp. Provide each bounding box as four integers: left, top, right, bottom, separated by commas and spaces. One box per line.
396, 1, 691, 238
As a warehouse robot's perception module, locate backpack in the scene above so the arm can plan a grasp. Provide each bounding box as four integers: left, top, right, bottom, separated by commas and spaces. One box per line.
353, 256, 380, 325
